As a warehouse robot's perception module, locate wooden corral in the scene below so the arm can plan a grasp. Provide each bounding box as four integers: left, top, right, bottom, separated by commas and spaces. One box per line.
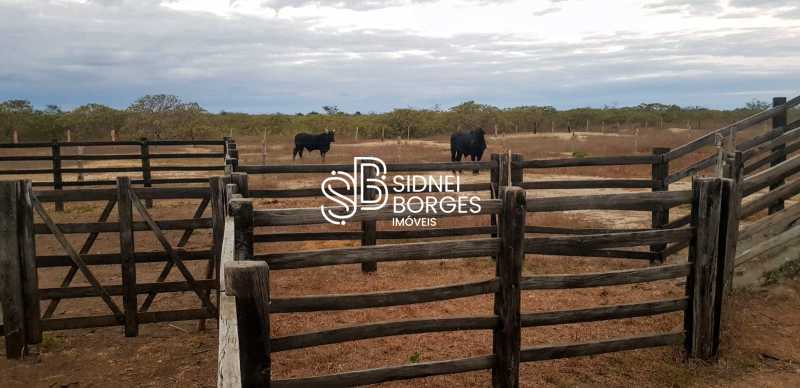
1, 95, 800, 387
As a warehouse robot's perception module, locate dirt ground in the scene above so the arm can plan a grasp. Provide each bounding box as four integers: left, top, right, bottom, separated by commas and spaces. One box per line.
2, 127, 799, 387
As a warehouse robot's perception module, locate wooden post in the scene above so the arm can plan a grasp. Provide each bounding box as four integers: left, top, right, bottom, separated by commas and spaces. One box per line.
721, 152, 743, 294
231, 172, 249, 198
686, 177, 726, 360
140, 137, 153, 208
261, 130, 267, 166
489, 153, 501, 243
66, 128, 71, 142
230, 199, 254, 261
77, 146, 85, 182
355, 126, 359, 141
492, 186, 524, 388
51, 140, 63, 211
17, 180, 41, 345
360, 162, 378, 273
0, 181, 25, 358
381, 127, 385, 142
651, 147, 670, 263
225, 261, 271, 387
116, 177, 138, 337
110, 129, 116, 142
769, 97, 788, 214
510, 154, 523, 187
12, 129, 18, 144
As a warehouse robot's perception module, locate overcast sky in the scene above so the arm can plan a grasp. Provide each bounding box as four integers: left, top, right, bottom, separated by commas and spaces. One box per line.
1, 0, 798, 113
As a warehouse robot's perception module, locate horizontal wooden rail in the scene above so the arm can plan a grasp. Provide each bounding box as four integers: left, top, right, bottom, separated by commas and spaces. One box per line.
0, 168, 54, 175
248, 182, 492, 199
521, 298, 687, 327
33, 218, 212, 234
518, 155, 656, 168
526, 226, 651, 235
271, 315, 498, 352
238, 161, 495, 175
271, 354, 495, 388
665, 94, 800, 161
525, 228, 692, 252
40, 308, 213, 331
743, 140, 800, 175
525, 190, 692, 212
742, 153, 800, 196
271, 278, 499, 313
36, 249, 212, 268
742, 123, 800, 161
260, 238, 499, 270
39, 279, 217, 300
521, 179, 654, 190
520, 263, 690, 290
529, 248, 659, 261
740, 177, 800, 219
254, 227, 497, 243
254, 200, 502, 226
666, 155, 717, 185
520, 332, 684, 362
0, 140, 224, 148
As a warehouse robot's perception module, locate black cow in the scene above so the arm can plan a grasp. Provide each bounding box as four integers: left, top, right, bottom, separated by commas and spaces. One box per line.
450, 128, 487, 174
293, 130, 336, 161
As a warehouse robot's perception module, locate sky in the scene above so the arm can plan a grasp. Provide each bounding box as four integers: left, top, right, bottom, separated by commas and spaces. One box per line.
0, 0, 799, 113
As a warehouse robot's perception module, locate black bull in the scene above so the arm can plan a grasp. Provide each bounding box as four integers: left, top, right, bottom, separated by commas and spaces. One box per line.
450, 128, 487, 174
293, 131, 336, 161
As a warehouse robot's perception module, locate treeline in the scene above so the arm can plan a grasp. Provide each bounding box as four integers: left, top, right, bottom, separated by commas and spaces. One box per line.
0, 94, 793, 142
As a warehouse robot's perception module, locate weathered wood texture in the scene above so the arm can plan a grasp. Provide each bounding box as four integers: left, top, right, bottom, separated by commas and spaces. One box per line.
271, 355, 496, 388
271, 316, 498, 352
520, 332, 684, 362
0, 181, 25, 358
218, 216, 242, 388
17, 180, 41, 344
360, 162, 378, 273
271, 279, 499, 313
521, 298, 687, 327
117, 177, 138, 337
686, 178, 728, 360
651, 147, 670, 262
225, 261, 271, 388
259, 238, 498, 270
769, 97, 788, 214
493, 187, 525, 388
521, 264, 690, 290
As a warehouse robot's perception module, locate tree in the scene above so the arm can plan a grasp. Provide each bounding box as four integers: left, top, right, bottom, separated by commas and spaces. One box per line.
745, 99, 770, 111
322, 105, 339, 115
125, 94, 206, 138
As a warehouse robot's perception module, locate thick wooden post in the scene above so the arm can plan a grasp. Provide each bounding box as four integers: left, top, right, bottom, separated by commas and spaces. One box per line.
17, 180, 41, 345
117, 177, 138, 337
360, 162, 378, 273
140, 137, 153, 208
51, 140, 63, 211
769, 97, 788, 214
651, 147, 670, 263
721, 152, 743, 294
510, 154, 523, 187
225, 261, 271, 387
492, 186, 524, 388
231, 172, 249, 198
230, 199, 254, 261
686, 177, 726, 360
0, 181, 25, 358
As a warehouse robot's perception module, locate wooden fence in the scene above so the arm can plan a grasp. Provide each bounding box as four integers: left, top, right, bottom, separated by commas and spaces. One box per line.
0, 177, 237, 358
0, 138, 235, 210
217, 173, 739, 387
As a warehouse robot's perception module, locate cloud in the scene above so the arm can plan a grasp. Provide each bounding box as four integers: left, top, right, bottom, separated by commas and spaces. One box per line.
0, 0, 798, 113
533, 6, 560, 16
644, 0, 723, 15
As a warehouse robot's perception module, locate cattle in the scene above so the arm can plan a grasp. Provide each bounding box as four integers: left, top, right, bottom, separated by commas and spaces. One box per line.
293, 129, 336, 161
450, 128, 487, 174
